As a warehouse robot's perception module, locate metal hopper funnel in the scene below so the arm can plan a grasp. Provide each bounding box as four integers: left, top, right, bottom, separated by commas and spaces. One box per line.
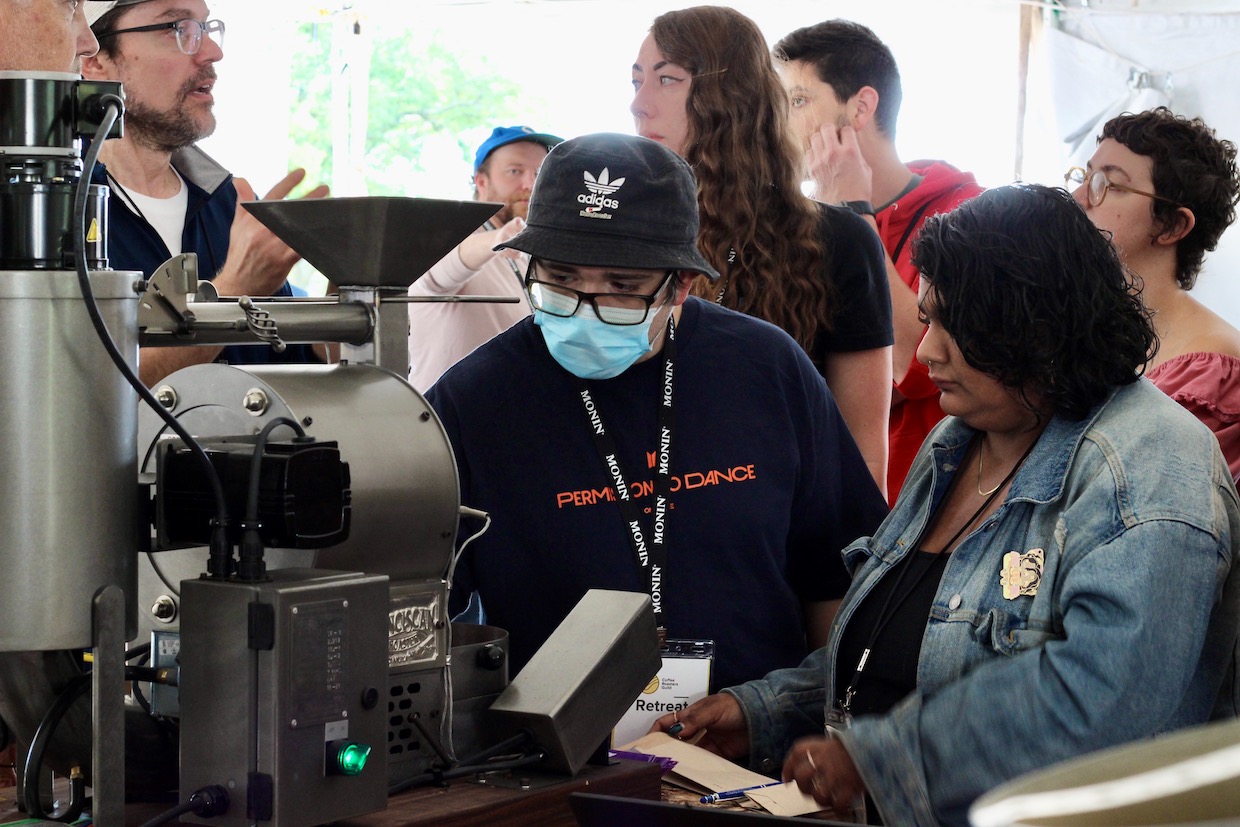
243, 196, 502, 288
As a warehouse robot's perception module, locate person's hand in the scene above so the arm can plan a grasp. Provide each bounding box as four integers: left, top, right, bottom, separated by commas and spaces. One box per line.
647, 694, 750, 761
808, 124, 873, 205
458, 216, 525, 270
211, 169, 330, 298
493, 215, 526, 261
782, 736, 866, 813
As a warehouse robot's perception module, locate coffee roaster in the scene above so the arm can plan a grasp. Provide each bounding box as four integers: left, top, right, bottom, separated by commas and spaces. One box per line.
0, 71, 659, 826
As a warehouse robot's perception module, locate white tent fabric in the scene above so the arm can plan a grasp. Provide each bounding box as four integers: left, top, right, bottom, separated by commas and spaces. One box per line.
1044, 10, 1240, 323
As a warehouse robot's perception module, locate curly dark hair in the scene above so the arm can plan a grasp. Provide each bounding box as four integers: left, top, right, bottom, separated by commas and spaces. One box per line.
773, 19, 903, 140
911, 184, 1156, 421
649, 6, 832, 352
1100, 107, 1239, 289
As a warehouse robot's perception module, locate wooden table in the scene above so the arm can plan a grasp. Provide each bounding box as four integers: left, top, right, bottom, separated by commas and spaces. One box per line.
0, 759, 662, 827
339, 759, 662, 827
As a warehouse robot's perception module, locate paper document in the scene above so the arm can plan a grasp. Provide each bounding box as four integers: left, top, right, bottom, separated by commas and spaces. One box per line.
622, 732, 823, 816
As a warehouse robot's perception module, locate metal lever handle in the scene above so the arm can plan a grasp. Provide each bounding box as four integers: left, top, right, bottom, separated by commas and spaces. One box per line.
238, 296, 286, 353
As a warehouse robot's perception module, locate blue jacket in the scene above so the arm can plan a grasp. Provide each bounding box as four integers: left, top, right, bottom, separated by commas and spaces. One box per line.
92, 145, 317, 366
728, 378, 1240, 826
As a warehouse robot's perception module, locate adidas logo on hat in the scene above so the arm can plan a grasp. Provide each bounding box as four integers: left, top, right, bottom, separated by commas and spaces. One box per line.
578, 168, 626, 219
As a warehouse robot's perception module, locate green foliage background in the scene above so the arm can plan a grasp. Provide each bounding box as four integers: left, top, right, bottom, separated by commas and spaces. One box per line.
287, 20, 526, 197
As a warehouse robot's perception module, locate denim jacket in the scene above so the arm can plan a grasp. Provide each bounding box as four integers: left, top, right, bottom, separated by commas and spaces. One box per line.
728, 379, 1240, 826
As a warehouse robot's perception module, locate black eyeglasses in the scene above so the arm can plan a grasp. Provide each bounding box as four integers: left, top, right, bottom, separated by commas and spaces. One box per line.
98, 18, 225, 56
525, 263, 675, 326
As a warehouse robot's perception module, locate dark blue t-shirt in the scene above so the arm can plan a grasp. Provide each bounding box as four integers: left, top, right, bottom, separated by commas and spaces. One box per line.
428, 298, 888, 690
92, 155, 317, 367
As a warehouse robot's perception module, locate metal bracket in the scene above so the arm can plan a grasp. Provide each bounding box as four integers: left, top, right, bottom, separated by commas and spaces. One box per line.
92, 584, 126, 827
137, 253, 200, 336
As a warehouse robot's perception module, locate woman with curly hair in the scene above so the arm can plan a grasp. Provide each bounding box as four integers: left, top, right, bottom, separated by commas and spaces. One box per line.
631, 6, 893, 494
1070, 107, 1240, 482
655, 185, 1240, 826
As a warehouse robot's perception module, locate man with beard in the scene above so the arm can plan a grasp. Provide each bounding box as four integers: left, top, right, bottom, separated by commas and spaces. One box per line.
774, 20, 984, 504
0, 0, 98, 72
83, 0, 329, 386
408, 125, 561, 391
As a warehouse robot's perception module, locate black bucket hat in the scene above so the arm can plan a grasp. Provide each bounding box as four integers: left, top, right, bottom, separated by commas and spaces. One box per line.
496, 133, 719, 281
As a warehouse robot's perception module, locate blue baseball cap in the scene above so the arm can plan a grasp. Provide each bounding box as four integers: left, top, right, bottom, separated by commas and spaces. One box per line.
473, 126, 563, 173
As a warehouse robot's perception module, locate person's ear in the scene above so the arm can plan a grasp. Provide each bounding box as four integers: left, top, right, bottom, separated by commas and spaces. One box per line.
850, 86, 880, 131
473, 170, 490, 198
1155, 206, 1195, 247
81, 51, 110, 81
671, 271, 698, 305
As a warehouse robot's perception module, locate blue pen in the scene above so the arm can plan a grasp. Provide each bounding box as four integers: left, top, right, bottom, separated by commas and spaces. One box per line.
699, 780, 784, 804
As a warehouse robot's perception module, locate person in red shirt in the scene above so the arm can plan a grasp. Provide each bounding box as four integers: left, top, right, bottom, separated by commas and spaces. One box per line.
775, 19, 984, 503
1071, 108, 1240, 483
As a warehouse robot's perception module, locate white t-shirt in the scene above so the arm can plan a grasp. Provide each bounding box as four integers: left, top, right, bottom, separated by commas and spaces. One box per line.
115, 169, 189, 255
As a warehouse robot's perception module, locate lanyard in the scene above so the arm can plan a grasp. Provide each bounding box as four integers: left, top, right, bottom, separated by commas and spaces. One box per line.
575, 317, 676, 640
840, 435, 1035, 713
714, 247, 737, 305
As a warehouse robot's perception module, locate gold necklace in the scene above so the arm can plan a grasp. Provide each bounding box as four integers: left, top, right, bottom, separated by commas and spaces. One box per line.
976, 440, 1003, 497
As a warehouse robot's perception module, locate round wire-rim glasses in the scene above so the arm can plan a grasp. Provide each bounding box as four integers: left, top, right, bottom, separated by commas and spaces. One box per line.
1064, 166, 1183, 209
98, 18, 225, 56
525, 263, 675, 326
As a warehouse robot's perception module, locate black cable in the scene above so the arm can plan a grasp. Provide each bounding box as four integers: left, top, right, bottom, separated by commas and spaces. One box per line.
126, 666, 178, 686
138, 784, 229, 827
22, 673, 91, 821
74, 99, 233, 578
131, 673, 153, 715
126, 642, 152, 662
388, 751, 545, 797
139, 799, 198, 827
237, 416, 306, 582
246, 417, 307, 524
457, 729, 533, 767
408, 715, 453, 768
21, 660, 183, 820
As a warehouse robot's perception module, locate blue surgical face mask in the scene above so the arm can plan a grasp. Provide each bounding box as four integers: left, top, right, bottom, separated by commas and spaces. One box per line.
535, 302, 665, 380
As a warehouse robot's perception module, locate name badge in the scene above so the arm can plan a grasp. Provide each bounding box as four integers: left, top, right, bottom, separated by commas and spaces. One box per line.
613, 639, 713, 748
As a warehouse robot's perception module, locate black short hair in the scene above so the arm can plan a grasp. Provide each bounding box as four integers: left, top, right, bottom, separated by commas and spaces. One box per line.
911, 184, 1156, 421
773, 19, 902, 139
1100, 107, 1239, 289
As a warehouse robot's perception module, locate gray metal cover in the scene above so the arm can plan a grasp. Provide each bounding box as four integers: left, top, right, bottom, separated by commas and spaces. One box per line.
487, 590, 661, 776
0, 270, 139, 649
136, 362, 459, 591
243, 197, 502, 288
179, 569, 390, 827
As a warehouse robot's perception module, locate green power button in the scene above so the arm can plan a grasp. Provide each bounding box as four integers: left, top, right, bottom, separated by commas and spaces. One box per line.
328, 741, 372, 776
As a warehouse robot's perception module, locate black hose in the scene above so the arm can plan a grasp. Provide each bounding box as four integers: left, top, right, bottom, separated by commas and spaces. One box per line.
74, 99, 233, 578
22, 673, 91, 821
